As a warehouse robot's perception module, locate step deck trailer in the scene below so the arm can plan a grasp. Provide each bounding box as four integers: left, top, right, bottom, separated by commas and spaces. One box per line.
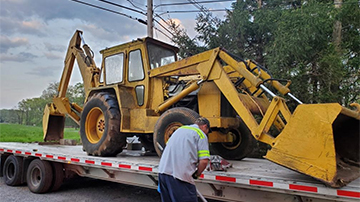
0, 142, 359, 202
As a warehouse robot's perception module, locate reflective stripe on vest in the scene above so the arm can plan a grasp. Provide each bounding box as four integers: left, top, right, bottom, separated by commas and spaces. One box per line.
180, 126, 210, 158
180, 126, 205, 139
198, 150, 210, 158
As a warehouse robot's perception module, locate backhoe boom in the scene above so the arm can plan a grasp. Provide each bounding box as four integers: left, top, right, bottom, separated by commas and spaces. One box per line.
43, 30, 100, 142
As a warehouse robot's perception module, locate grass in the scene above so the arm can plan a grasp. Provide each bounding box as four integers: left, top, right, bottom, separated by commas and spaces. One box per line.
0, 123, 80, 143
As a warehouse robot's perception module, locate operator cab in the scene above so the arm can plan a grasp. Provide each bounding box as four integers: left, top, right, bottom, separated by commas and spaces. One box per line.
99, 37, 179, 85
146, 38, 179, 69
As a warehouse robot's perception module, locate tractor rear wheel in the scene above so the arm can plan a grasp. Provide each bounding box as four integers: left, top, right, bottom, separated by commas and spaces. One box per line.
153, 107, 200, 156
80, 92, 126, 156
210, 120, 256, 160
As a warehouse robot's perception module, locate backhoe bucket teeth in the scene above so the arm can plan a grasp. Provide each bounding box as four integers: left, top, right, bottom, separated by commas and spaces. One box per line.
265, 103, 360, 188
43, 104, 65, 142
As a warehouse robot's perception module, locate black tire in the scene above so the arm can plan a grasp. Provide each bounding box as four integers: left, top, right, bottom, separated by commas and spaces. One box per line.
80, 92, 126, 156
49, 162, 64, 192
26, 159, 53, 193
210, 120, 256, 160
153, 107, 200, 156
3, 155, 23, 186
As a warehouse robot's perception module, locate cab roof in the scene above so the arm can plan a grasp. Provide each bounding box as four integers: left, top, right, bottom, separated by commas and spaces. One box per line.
100, 37, 179, 55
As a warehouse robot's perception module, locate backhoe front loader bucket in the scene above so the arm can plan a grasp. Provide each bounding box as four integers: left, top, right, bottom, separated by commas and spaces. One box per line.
265, 103, 360, 187
43, 104, 65, 142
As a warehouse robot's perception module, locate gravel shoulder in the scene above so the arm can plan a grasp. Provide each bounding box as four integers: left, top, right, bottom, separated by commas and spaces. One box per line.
0, 176, 222, 202
0, 176, 161, 202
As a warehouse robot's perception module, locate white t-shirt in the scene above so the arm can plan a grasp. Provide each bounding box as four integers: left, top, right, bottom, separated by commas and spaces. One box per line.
158, 124, 210, 184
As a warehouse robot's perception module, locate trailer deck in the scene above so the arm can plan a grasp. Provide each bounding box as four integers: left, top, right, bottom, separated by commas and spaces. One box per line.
1, 142, 359, 202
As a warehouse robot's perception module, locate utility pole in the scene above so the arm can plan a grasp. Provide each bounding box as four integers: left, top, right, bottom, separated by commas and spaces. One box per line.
333, 0, 342, 52
147, 0, 153, 38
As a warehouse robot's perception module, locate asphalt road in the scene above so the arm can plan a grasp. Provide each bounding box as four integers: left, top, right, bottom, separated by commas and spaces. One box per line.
0, 176, 161, 202
0, 176, 222, 202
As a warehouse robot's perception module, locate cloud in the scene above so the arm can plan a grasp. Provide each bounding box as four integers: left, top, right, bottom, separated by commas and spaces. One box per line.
44, 42, 66, 52
26, 65, 58, 77
0, 52, 37, 62
0, 17, 46, 36
44, 52, 63, 60
0, 36, 29, 53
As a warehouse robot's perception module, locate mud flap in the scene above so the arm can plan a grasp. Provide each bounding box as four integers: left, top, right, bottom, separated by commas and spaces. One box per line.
265, 103, 360, 188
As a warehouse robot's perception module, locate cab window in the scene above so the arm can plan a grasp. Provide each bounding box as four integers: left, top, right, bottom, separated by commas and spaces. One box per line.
105, 53, 124, 85
147, 43, 176, 69
128, 49, 145, 82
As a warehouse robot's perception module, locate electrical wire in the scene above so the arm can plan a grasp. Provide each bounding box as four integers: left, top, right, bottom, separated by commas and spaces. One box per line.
154, 26, 172, 39
127, 0, 146, 12
97, 0, 146, 16
155, 0, 235, 9
187, 0, 220, 26
70, 0, 173, 40
158, 9, 230, 15
153, 18, 176, 37
70, 0, 144, 21
97, 0, 174, 37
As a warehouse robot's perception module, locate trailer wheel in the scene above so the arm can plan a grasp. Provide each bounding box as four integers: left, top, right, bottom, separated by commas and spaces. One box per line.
49, 162, 64, 192
26, 159, 53, 193
80, 92, 126, 156
210, 120, 256, 160
154, 107, 200, 156
3, 155, 23, 186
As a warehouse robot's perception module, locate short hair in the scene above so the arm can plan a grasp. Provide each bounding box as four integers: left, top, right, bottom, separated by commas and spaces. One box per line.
195, 117, 210, 129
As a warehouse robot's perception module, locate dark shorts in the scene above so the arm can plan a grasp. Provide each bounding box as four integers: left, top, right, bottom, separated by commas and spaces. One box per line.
158, 173, 197, 202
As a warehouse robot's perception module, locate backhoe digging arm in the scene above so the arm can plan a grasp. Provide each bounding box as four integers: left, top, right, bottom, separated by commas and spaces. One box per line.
43, 30, 100, 142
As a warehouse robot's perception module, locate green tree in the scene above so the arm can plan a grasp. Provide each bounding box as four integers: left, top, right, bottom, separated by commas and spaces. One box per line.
18, 98, 47, 126
168, 20, 207, 58
0, 109, 22, 124
170, 0, 359, 106
14, 82, 85, 127
337, 0, 360, 104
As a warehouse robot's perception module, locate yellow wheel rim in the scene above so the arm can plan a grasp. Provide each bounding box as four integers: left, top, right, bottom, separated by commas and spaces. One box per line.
164, 122, 182, 144
85, 107, 105, 144
222, 130, 242, 150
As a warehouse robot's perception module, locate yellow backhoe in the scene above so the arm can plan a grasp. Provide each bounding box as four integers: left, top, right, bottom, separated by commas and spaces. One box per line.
43, 30, 360, 188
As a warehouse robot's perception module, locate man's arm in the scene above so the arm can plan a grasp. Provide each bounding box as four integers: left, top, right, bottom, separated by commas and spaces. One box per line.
196, 159, 209, 176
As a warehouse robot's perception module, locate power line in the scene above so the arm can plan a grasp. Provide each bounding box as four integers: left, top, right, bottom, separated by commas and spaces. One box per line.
69, 0, 173, 40
127, 0, 146, 12
70, 0, 236, 40
187, 0, 219, 26
153, 18, 175, 38
97, 0, 146, 16
155, 0, 235, 9
70, 0, 145, 22
96, 0, 174, 37
158, 9, 230, 15
154, 26, 172, 39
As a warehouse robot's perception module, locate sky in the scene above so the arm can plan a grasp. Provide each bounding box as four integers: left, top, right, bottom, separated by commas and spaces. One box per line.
0, 0, 233, 109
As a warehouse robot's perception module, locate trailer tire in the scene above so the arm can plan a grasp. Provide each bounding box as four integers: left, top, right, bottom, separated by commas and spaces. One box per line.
27, 159, 53, 193
154, 107, 200, 156
3, 155, 24, 186
49, 162, 64, 192
80, 92, 126, 156
210, 120, 256, 160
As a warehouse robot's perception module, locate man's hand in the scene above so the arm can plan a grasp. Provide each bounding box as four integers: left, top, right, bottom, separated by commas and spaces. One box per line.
192, 170, 199, 179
